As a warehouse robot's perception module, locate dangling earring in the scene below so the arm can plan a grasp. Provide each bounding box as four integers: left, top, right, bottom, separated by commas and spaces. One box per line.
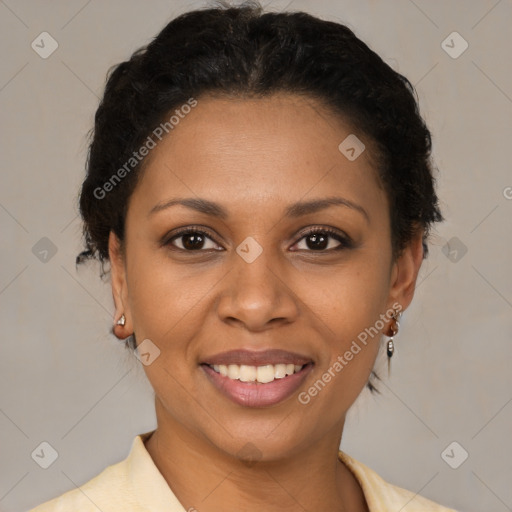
116, 314, 126, 326
386, 310, 401, 376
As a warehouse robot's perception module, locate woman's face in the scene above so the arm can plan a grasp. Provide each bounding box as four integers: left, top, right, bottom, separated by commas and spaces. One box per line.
109, 93, 423, 461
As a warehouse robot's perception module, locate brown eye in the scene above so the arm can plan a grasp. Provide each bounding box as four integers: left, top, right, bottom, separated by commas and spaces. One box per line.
293, 228, 351, 252
166, 229, 222, 251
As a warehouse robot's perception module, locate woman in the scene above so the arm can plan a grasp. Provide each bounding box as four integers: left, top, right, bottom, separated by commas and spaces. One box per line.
30, 1, 458, 510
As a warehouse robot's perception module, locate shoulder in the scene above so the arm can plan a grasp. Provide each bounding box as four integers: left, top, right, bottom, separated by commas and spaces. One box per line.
27, 432, 162, 512
28, 430, 182, 512
339, 451, 459, 512
27, 458, 134, 512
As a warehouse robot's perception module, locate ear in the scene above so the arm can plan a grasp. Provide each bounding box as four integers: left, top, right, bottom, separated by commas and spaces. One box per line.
109, 230, 132, 336
387, 229, 425, 312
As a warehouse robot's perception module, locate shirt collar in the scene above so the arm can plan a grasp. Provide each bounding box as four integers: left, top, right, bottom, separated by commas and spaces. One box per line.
126, 430, 187, 511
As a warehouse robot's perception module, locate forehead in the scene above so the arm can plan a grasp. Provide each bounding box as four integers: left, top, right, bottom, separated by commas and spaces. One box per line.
129, 93, 384, 218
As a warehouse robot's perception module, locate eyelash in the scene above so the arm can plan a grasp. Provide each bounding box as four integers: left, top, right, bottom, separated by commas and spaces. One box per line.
164, 225, 352, 253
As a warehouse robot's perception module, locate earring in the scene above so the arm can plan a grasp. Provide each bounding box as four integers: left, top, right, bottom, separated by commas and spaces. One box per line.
386, 338, 394, 358
116, 314, 126, 326
386, 311, 401, 375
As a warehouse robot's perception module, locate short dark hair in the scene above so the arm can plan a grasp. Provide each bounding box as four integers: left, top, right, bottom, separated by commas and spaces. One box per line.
75, 1, 443, 390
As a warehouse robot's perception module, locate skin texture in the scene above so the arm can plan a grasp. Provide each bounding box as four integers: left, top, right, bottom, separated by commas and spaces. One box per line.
109, 93, 424, 512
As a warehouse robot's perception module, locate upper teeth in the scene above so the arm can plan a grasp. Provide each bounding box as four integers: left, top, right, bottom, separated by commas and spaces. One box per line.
211, 364, 304, 383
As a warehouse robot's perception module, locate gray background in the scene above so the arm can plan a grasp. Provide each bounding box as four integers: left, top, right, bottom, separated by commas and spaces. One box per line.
1, 1, 511, 511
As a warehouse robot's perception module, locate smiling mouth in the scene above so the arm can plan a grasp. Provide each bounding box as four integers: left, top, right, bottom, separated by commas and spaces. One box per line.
203, 363, 310, 384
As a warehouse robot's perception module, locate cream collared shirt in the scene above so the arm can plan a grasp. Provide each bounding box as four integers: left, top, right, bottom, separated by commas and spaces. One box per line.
29, 431, 458, 512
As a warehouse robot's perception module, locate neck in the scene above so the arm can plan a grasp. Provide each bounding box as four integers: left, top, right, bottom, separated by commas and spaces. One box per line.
144, 398, 369, 512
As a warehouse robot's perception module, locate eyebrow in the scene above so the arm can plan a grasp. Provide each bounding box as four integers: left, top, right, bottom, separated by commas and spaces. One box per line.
148, 196, 369, 222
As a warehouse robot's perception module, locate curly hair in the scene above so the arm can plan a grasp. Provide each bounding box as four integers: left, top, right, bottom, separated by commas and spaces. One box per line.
75, 0, 443, 390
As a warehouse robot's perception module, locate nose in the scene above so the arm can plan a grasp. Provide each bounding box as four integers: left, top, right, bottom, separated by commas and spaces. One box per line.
216, 247, 300, 332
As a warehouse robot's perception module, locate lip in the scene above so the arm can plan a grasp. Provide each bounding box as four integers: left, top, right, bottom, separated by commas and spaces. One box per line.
202, 349, 313, 366
201, 362, 314, 408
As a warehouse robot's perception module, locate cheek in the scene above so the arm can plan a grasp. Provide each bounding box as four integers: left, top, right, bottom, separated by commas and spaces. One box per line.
306, 249, 391, 336
126, 246, 214, 340
309, 248, 391, 382
301, 278, 390, 416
